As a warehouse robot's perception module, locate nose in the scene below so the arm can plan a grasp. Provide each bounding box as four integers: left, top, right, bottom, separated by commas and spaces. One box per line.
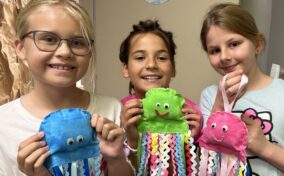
55, 40, 72, 58
220, 48, 231, 62
145, 57, 158, 69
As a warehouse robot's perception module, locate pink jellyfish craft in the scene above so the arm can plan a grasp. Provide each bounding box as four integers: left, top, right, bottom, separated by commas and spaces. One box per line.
198, 74, 248, 176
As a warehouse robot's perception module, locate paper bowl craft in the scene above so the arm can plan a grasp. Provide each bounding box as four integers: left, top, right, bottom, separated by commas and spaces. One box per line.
39, 108, 101, 176
137, 88, 197, 176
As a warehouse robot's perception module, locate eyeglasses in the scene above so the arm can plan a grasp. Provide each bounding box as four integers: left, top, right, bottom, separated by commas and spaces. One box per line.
20, 30, 94, 56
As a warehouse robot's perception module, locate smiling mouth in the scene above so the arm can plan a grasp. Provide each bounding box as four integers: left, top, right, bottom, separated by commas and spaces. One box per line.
155, 109, 169, 117
213, 135, 224, 142
141, 75, 162, 81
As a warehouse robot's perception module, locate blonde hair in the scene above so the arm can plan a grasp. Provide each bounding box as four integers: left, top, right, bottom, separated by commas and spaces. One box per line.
16, 0, 96, 92
200, 3, 266, 52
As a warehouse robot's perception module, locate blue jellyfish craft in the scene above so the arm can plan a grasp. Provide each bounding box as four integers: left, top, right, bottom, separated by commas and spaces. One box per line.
39, 108, 101, 176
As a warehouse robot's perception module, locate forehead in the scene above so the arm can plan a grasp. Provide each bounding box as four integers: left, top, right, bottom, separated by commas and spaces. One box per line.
26, 5, 80, 33
130, 33, 168, 51
206, 26, 244, 45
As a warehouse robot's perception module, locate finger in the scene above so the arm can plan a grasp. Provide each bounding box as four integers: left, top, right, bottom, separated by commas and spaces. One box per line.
33, 150, 50, 171
23, 146, 49, 173
123, 107, 143, 121
95, 115, 111, 133
18, 140, 46, 171
107, 128, 125, 141
123, 99, 143, 109
102, 122, 117, 140
185, 114, 200, 121
91, 113, 99, 128
226, 69, 243, 79
187, 121, 200, 129
18, 132, 45, 151
182, 107, 197, 114
241, 114, 255, 125
124, 114, 142, 129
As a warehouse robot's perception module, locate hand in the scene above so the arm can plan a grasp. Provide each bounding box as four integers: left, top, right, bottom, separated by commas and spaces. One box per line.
241, 114, 270, 157
17, 132, 51, 176
91, 114, 125, 160
212, 69, 244, 113
182, 104, 202, 138
120, 99, 143, 148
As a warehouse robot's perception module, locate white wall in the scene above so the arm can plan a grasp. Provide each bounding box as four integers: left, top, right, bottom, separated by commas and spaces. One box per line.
240, 0, 272, 74
81, 0, 238, 103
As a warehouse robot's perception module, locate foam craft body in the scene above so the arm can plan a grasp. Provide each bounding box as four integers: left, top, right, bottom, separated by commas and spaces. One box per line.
198, 74, 248, 176
137, 88, 197, 176
39, 108, 101, 176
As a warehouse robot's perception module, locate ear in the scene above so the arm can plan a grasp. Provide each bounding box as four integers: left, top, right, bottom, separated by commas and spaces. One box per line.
15, 40, 26, 61
255, 33, 265, 54
122, 64, 129, 78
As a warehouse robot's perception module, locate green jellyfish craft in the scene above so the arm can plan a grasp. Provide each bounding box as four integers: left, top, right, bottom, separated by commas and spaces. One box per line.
137, 88, 197, 176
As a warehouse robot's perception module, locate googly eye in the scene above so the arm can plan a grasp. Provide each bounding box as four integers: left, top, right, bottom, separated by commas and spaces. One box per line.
67, 138, 74, 145
163, 103, 170, 109
76, 135, 84, 143
222, 125, 228, 132
156, 102, 160, 107
211, 123, 217, 128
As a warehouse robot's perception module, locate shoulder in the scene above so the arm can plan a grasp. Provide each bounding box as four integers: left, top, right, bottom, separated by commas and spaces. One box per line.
90, 92, 121, 107
0, 98, 20, 114
201, 84, 218, 97
273, 78, 284, 87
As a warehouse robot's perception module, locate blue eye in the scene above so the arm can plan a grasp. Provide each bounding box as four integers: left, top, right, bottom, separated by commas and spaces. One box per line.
76, 135, 84, 143
67, 138, 74, 145
164, 103, 170, 109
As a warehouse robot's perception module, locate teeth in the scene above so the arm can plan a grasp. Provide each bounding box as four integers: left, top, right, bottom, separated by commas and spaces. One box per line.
50, 65, 73, 70
143, 76, 160, 79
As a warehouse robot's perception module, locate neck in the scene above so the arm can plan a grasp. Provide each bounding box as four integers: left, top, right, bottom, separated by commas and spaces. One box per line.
21, 83, 89, 119
246, 64, 272, 91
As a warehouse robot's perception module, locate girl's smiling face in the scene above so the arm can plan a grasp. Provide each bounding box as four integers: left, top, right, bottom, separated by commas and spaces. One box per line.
16, 5, 91, 88
123, 33, 175, 98
206, 25, 260, 77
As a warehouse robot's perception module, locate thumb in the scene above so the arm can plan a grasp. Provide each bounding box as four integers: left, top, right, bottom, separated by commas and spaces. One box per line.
241, 114, 254, 125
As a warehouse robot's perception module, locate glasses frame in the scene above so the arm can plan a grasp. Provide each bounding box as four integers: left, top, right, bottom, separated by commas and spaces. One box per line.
20, 30, 94, 56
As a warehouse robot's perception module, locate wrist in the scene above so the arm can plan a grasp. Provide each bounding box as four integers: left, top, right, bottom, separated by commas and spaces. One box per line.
123, 139, 138, 157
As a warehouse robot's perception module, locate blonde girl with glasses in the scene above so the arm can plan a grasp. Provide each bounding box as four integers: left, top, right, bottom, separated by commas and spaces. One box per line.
0, 0, 133, 176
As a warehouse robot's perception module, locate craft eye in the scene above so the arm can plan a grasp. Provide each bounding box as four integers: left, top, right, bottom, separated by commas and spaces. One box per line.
211, 123, 217, 128
77, 135, 84, 143
67, 138, 74, 145
222, 125, 228, 132
156, 102, 160, 107
163, 103, 170, 109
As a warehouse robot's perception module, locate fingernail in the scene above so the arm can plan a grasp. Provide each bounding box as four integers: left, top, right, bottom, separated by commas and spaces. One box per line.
38, 132, 44, 137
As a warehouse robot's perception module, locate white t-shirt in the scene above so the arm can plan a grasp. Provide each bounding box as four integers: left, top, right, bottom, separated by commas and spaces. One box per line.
200, 78, 284, 176
0, 92, 121, 176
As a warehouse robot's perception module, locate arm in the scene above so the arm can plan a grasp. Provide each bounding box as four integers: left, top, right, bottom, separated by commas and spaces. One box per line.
120, 98, 143, 169
17, 132, 51, 176
91, 114, 134, 176
241, 115, 284, 171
